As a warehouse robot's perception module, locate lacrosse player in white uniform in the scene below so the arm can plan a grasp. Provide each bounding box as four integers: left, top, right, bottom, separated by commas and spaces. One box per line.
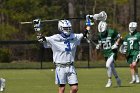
33, 11, 108, 93
33, 18, 93, 93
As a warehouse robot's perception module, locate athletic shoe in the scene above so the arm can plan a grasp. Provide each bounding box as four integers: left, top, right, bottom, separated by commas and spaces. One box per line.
129, 80, 135, 84
116, 78, 121, 87
0, 78, 6, 92
136, 79, 140, 83
105, 80, 112, 87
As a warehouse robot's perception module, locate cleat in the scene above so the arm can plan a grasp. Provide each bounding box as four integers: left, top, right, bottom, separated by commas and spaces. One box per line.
116, 78, 121, 87
136, 80, 140, 84
136, 81, 140, 84
105, 80, 112, 87
129, 80, 135, 84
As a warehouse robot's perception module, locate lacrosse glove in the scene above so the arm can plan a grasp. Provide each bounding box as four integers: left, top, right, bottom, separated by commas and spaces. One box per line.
33, 19, 41, 31
86, 15, 94, 26
37, 34, 46, 43
83, 29, 89, 38
111, 43, 118, 50
96, 44, 101, 49
137, 52, 140, 59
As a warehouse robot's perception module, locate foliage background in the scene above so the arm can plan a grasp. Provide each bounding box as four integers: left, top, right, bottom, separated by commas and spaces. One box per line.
0, 0, 139, 63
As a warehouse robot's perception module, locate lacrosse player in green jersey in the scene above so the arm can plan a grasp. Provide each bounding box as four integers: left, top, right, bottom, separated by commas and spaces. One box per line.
96, 21, 122, 87
120, 22, 140, 84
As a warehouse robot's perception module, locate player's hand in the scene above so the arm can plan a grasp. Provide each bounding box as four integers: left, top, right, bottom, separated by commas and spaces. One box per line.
86, 15, 94, 26
111, 43, 118, 49
37, 34, 46, 43
83, 29, 89, 38
33, 19, 41, 31
96, 44, 100, 49
119, 44, 127, 54
137, 53, 140, 59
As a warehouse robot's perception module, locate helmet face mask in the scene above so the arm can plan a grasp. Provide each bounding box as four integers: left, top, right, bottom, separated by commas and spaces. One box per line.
58, 20, 72, 36
129, 22, 137, 34
98, 21, 107, 33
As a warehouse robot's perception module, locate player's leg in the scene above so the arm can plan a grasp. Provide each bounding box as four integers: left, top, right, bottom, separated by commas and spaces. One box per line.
55, 66, 67, 93
70, 84, 78, 93
133, 55, 140, 83
105, 55, 114, 87
0, 78, 6, 92
58, 84, 65, 93
111, 63, 121, 86
132, 61, 140, 83
126, 56, 136, 84
68, 66, 78, 93
129, 62, 136, 84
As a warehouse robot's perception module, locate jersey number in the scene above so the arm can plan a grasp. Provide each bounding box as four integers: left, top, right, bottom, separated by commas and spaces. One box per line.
102, 40, 111, 49
64, 40, 71, 52
129, 40, 134, 49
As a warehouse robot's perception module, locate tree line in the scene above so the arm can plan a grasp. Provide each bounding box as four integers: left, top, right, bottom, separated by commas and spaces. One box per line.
0, 0, 133, 62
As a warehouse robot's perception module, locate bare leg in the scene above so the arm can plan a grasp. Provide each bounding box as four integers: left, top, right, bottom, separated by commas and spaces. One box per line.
70, 84, 78, 93
129, 63, 136, 83
58, 84, 65, 93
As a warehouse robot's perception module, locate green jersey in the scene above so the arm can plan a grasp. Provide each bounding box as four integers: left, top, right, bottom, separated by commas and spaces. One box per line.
123, 31, 140, 56
98, 29, 120, 58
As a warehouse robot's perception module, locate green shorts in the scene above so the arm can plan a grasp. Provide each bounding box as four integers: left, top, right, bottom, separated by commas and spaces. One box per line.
126, 54, 139, 64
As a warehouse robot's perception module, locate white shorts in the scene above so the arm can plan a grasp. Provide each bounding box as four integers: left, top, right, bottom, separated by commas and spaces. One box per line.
55, 65, 78, 85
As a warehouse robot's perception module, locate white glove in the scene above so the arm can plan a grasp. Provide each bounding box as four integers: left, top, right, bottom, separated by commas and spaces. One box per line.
111, 43, 118, 49
96, 44, 100, 49
137, 53, 140, 59
33, 19, 41, 31
119, 44, 127, 54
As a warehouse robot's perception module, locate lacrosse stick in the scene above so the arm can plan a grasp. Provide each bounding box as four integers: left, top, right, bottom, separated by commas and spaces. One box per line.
20, 17, 85, 25
84, 15, 97, 46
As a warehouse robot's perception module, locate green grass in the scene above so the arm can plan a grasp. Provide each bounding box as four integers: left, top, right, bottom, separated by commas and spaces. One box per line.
0, 60, 130, 69
1, 68, 140, 93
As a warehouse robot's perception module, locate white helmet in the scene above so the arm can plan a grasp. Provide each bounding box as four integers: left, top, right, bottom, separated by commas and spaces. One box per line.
98, 21, 107, 32
58, 20, 72, 36
129, 22, 137, 33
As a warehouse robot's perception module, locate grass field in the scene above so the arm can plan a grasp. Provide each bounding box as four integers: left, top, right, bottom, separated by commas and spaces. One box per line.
1, 68, 140, 93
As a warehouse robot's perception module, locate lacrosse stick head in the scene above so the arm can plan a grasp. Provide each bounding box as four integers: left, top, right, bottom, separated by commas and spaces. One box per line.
58, 20, 72, 36
129, 22, 137, 34
93, 11, 107, 21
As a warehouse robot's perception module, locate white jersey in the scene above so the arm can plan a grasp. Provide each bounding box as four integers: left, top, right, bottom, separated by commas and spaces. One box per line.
43, 33, 83, 64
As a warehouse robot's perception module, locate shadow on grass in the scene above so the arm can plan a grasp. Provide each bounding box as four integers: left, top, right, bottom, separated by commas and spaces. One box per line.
113, 85, 133, 88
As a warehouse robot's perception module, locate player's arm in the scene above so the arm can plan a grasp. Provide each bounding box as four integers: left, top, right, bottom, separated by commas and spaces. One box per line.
119, 38, 127, 55
82, 14, 95, 42
111, 32, 122, 49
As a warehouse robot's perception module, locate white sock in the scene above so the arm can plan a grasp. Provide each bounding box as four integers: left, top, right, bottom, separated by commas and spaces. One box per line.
132, 75, 136, 81
135, 74, 139, 80
108, 79, 112, 82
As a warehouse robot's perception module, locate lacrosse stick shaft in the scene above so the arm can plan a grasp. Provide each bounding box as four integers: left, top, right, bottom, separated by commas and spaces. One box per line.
20, 17, 85, 24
